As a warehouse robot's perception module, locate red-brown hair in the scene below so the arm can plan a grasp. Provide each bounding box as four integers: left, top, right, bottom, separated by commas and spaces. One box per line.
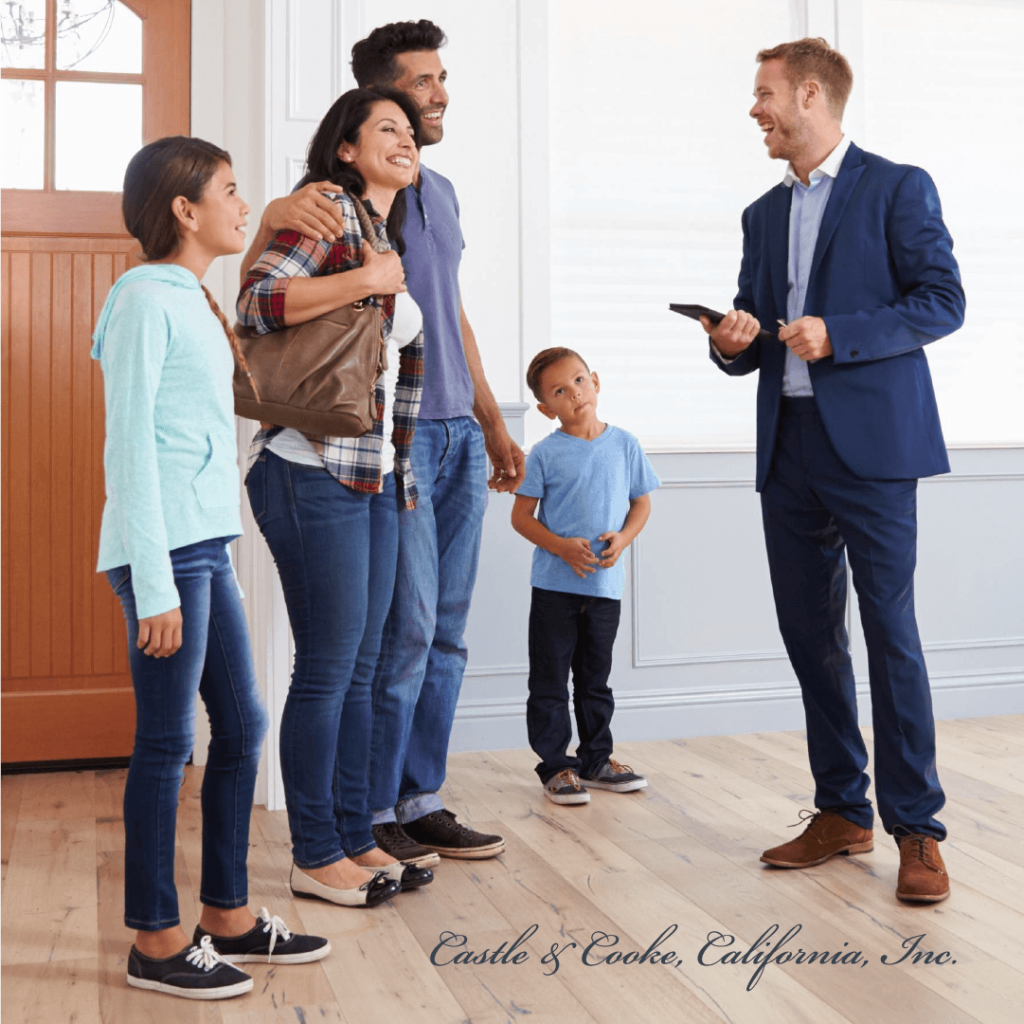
757, 37, 853, 120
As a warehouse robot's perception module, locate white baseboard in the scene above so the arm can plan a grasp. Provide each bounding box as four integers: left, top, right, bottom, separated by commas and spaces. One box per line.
447, 669, 1024, 753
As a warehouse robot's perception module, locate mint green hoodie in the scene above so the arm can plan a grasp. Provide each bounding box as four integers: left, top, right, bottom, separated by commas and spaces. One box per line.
92, 265, 242, 619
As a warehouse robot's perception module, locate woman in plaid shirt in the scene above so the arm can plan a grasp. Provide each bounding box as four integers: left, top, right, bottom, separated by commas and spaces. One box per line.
237, 88, 431, 906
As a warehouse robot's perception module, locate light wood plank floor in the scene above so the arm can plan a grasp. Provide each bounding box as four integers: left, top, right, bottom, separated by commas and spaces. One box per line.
2, 716, 1022, 1024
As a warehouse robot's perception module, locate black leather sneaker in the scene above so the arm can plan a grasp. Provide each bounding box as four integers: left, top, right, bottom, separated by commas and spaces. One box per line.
401, 809, 506, 859
126, 935, 253, 1000
193, 908, 330, 964
372, 821, 441, 867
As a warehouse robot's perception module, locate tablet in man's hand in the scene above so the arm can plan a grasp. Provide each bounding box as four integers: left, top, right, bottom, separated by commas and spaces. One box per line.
669, 303, 776, 339
669, 303, 727, 325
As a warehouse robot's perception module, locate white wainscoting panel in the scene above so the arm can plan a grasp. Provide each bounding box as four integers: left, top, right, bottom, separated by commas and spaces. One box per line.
630, 469, 784, 669
916, 471, 1024, 646
452, 446, 1024, 753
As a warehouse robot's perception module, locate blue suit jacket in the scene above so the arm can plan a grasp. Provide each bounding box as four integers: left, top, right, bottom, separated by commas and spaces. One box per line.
713, 143, 965, 491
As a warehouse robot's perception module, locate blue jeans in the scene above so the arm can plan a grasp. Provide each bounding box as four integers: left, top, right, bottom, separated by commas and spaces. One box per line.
108, 538, 268, 931
527, 588, 620, 783
761, 397, 946, 839
247, 452, 399, 866
369, 417, 488, 825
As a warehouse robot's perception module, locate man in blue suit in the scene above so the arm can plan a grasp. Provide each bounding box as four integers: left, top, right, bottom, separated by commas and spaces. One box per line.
704, 38, 964, 903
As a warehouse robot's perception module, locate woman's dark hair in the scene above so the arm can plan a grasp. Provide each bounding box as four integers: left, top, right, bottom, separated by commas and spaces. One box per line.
301, 87, 421, 255
350, 19, 447, 88
122, 135, 231, 261
121, 135, 260, 399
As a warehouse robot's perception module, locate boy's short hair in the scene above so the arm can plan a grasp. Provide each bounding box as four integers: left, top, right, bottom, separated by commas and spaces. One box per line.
526, 348, 589, 402
351, 19, 448, 88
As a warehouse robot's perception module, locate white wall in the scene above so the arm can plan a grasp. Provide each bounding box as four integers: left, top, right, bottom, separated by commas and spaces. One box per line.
191, 0, 271, 795
452, 0, 1024, 752
193, 0, 1024, 805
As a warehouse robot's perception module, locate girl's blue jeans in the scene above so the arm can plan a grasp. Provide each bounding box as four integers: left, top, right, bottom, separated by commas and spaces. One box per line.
108, 537, 268, 931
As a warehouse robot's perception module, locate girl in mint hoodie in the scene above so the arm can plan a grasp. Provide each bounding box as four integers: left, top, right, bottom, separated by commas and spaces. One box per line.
94, 136, 328, 1000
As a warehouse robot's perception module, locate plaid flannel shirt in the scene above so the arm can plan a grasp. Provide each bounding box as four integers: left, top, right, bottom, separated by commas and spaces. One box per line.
237, 193, 422, 507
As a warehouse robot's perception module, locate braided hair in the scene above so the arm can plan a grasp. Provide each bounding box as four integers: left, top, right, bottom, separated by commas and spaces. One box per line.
201, 284, 259, 402
122, 135, 259, 399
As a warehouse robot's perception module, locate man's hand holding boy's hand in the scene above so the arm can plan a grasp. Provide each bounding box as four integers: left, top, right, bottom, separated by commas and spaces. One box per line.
485, 429, 525, 493
597, 531, 628, 569
558, 537, 599, 578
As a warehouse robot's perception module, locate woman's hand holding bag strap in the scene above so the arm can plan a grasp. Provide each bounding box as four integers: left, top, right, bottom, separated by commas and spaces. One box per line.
232, 195, 390, 437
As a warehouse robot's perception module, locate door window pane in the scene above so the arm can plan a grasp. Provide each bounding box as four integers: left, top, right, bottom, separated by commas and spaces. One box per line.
56, 0, 141, 73
1, 0, 47, 69
55, 80, 142, 190
2, 78, 45, 188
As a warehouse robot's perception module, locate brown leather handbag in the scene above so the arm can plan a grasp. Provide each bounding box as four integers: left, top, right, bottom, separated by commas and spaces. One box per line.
232, 195, 388, 437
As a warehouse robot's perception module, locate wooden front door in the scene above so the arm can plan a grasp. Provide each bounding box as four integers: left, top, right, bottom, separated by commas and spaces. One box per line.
2, 0, 190, 763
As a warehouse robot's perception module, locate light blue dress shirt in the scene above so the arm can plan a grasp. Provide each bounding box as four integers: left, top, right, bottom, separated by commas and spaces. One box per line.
781, 135, 852, 396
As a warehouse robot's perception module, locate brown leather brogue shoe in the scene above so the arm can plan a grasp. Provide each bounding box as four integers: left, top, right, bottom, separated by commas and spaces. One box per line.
760, 809, 874, 868
895, 832, 950, 902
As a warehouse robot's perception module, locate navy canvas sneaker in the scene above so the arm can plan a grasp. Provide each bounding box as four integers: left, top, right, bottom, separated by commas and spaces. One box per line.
193, 908, 330, 964
127, 935, 253, 1000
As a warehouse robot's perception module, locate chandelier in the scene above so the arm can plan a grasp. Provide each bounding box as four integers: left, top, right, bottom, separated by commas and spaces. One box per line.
2, 1, 118, 68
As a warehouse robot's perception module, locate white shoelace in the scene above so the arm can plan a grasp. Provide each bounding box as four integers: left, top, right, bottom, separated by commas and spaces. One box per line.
185, 935, 230, 972
257, 908, 292, 962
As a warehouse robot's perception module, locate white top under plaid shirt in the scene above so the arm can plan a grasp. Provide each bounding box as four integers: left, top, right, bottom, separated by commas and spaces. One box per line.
236, 193, 423, 507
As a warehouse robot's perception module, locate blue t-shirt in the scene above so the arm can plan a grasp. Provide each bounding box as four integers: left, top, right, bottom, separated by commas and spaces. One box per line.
402, 165, 474, 420
518, 425, 660, 599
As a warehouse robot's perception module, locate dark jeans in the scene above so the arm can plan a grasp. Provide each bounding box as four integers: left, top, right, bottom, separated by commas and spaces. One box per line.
108, 538, 268, 931
761, 397, 946, 839
527, 587, 620, 784
247, 451, 399, 867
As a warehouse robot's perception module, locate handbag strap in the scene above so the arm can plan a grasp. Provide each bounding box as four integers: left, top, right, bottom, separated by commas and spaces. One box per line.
349, 194, 390, 380
350, 194, 390, 256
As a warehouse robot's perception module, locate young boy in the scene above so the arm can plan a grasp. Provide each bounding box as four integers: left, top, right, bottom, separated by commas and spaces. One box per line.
511, 348, 660, 805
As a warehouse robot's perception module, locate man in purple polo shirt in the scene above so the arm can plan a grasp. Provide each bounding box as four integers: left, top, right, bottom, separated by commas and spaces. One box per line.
245, 20, 523, 863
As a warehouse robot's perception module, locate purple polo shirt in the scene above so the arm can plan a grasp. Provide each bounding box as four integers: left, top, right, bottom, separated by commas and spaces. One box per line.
402, 165, 474, 420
